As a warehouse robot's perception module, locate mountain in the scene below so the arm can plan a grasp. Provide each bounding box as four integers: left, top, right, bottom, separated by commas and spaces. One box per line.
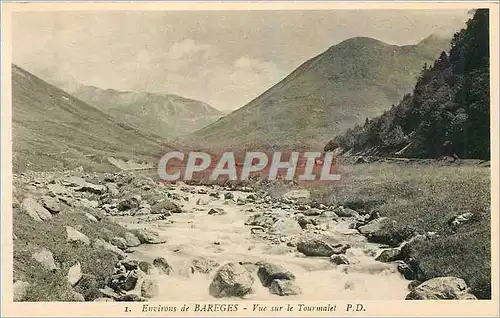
181, 35, 451, 151
325, 9, 489, 160
68, 85, 224, 138
12, 65, 171, 172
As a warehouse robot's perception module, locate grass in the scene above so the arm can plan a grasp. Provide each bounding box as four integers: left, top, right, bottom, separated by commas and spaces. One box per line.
310, 162, 491, 299
13, 193, 131, 301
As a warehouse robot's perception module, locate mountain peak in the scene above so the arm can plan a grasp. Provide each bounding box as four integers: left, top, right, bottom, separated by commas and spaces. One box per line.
333, 37, 390, 49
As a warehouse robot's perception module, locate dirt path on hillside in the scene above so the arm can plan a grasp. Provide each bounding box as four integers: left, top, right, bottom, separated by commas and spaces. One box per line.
115, 184, 409, 301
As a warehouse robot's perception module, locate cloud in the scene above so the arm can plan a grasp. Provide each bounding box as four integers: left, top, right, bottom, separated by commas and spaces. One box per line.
167, 38, 212, 60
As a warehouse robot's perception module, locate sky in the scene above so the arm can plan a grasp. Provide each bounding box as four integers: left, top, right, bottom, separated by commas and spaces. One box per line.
12, 9, 474, 111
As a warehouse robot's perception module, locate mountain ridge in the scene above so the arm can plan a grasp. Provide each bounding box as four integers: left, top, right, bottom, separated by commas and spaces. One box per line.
181, 35, 451, 151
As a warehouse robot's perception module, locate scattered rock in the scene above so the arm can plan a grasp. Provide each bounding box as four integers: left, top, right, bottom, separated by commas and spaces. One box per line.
209, 263, 254, 298
40, 196, 61, 214
32, 249, 58, 271
405, 277, 474, 300
124, 232, 141, 247
224, 192, 234, 200
269, 279, 302, 296
330, 255, 350, 265
21, 198, 52, 221
257, 262, 295, 287
67, 261, 83, 286
111, 237, 128, 250
135, 229, 165, 244
153, 257, 172, 274
66, 226, 90, 246
13, 281, 30, 301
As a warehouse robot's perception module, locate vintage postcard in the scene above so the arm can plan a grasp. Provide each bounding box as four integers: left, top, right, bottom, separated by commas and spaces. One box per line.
1, 1, 499, 317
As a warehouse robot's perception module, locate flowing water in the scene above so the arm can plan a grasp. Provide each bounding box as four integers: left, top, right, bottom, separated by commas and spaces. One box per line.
116, 185, 409, 301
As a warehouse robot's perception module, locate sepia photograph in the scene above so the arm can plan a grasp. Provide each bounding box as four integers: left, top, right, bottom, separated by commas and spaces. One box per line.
1, 1, 498, 317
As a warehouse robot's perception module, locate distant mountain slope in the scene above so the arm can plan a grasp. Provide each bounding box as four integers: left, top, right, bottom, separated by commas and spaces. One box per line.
325, 9, 489, 160
12, 65, 170, 172
182, 35, 450, 151
69, 85, 224, 138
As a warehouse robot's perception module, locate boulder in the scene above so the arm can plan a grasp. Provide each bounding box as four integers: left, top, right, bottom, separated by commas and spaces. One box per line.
302, 208, 323, 216
84, 213, 98, 223
357, 217, 390, 236
121, 259, 139, 270
297, 237, 349, 257
245, 213, 277, 228
116, 294, 147, 302
224, 192, 234, 200
449, 212, 475, 230
32, 249, 58, 271
334, 206, 360, 218
105, 183, 120, 197
269, 279, 302, 296
270, 218, 302, 236
208, 208, 227, 216
71, 291, 86, 302
257, 262, 295, 287
92, 239, 126, 259
330, 255, 350, 265
405, 276, 474, 300
138, 261, 153, 274
124, 232, 141, 247
141, 278, 159, 298
40, 196, 61, 214
196, 197, 211, 206
376, 248, 402, 263
121, 271, 139, 291
13, 281, 30, 301
66, 226, 90, 246
282, 189, 310, 201
153, 200, 182, 214
21, 198, 52, 221
190, 257, 220, 274
135, 229, 165, 244
153, 257, 172, 274
209, 263, 254, 298
118, 195, 141, 211
111, 237, 128, 250
67, 261, 83, 286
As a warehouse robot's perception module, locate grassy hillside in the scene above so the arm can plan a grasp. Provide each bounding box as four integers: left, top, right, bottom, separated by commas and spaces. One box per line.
12, 65, 170, 172
326, 9, 490, 160
311, 162, 491, 298
69, 85, 224, 139
183, 35, 450, 151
